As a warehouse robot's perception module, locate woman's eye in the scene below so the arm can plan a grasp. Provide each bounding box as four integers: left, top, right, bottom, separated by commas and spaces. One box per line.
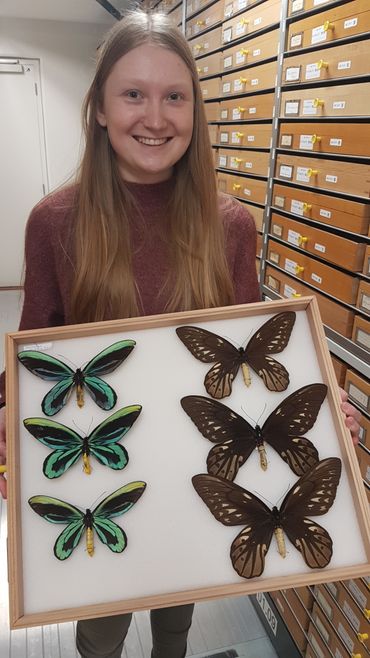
126, 90, 140, 99
168, 92, 183, 101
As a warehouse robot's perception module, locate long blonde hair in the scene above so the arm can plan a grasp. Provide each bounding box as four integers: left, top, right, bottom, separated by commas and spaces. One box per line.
70, 10, 234, 323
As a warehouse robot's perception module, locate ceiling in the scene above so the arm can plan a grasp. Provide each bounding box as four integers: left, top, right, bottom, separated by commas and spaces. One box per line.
0, 0, 130, 24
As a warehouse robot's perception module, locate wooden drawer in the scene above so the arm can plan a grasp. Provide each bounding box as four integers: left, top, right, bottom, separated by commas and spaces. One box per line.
331, 355, 347, 388
288, 0, 338, 16
270, 212, 366, 271
256, 231, 263, 258
217, 123, 272, 148
200, 76, 221, 100
288, 1, 370, 52
272, 183, 370, 235
221, 60, 278, 96
359, 414, 370, 450
244, 202, 264, 231
208, 124, 218, 144
281, 82, 370, 118
345, 369, 370, 415
204, 100, 219, 121
186, 1, 223, 38
223, 0, 281, 44
357, 280, 370, 316
217, 172, 268, 204
219, 92, 274, 120
264, 264, 355, 337
352, 314, 370, 352
186, 0, 214, 17
217, 148, 269, 176
197, 52, 222, 78
223, 0, 261, 19
314, 584, 367, 657
189, 26, 222, 58
212, 147, 218, 167
267, 238, 359, 304
222, 28, 279, 71
275, 154, 370, 199
279, 122, 370, 158
169, 5, 182, 25
364, 245, 370, 276
283, 38, 370, 85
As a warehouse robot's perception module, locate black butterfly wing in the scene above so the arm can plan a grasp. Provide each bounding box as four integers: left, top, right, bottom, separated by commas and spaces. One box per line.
192, 475, 275, 578
181, 396, 255, 480
261, 384, 327, 475
280, 458, 341, 568
176, 326, 241, 398
245, 312, 296, 391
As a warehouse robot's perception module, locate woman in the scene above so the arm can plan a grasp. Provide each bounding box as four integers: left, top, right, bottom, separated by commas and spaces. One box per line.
0, 9, 360, 658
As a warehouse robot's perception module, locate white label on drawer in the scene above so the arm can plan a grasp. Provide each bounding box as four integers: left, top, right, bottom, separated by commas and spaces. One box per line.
231, 132, 241, 143
230, 157, 240, 169
203, 66, 209, 73
221, 109, 229, 119
288, 229, 301, 246
314, 0, 331, 5
236, 50, 246, 64
314, 615, 329, 643
285, 66, 300, 82
251, 78, 259, 86
311, 25, 327, 45
274, 195, 285, 208
232, 108, 242, 120
284, 284, 297, 298
238, 0, 247, 8
356, 328, 370, 350
223, 27, 232, 42
269, 251, 279, 264
316, 590, 333, 618
344, 17, 358, 29
281, 134, 292, 147
319, 208, 331, 218
267, 275, 279, 291
272, 224, 282, 237
247, 135, 255, 142
366, 465, 370, 483
300, 134, 314, 150
285, 100, 300, 115
343, 599, 360, 630
291, 0, 304, 11
249, 107, 256, 114
333, 101, 345, 109
360, 292, 370, 311
254, 16, 262, 26
245, 161, 253, 169
219, 155, 227, 167
285, 258, 298, 275
359, 424, 366, 443
256, 592, 278, 636
223, 55, 232, 68
279, 164, 293, 179
305, 62, 320, 80
253, 48, 261, 57
290, 33, 302, 48
223, 82, 231, 93
296, 167, 310, 182
235, 21, 247, 36
338, 60, 351, 70
202, 88, 208, 96
326, 581, 337, 598
314, 242, 325, 253
348, 580, 366, 609
233, 79, 243, 92
338, 623, 354, 653
303, 99, 318, 115
348, 383, 368, 409
243, 187, 251, 196
224, 3, 233, 17
330, 138, 342, 146
291, 199, 304, 215
309, 634, 324, 658
220, 132, 229, 143
311, 273, 322, 284
326, 175, 338, 183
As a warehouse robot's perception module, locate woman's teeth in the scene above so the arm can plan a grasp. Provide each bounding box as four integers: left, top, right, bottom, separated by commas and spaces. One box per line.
135, 137, 169, 146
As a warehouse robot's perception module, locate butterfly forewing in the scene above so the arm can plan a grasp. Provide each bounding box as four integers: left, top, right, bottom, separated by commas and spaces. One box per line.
83, 340, 136, 376
17, 351, 74, 380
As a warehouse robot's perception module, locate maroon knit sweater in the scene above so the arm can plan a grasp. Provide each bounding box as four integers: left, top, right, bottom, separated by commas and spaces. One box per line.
0, 181, 260, 404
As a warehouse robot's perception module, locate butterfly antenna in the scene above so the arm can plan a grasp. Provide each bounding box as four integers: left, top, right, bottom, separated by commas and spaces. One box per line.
55, 353, 78, 368
256, 403, 267, 426
253, 491, 272, 508
240, 405, 256, 425
276, 484, 291, 507
90, 492, 108, 509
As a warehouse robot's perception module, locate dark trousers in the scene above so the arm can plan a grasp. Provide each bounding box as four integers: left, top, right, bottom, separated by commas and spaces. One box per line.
76, 603, 195, 658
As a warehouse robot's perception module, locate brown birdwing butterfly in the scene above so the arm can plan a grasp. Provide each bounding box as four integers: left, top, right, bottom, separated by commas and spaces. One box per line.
181, 384, 327, 478
176, 312, 296, 399
192, 458, 342, 579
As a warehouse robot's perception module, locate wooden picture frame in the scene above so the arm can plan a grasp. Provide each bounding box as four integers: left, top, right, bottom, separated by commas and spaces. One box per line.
6, 296, 370, 629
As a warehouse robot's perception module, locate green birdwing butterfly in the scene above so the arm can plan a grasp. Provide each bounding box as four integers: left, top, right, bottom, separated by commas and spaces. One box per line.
23, 405, 142, 478
28, 481, 147, 560
18, 339, 136, 416
192, 458, 341, 579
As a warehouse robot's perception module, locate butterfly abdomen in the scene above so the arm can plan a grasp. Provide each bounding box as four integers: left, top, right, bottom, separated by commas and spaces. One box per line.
85, 509, 94, 556
255, 425, 268, 471
74, 369, 85, 408
239, 348, 251, 387
272, 507, 286, 558
82, 438, 92, 475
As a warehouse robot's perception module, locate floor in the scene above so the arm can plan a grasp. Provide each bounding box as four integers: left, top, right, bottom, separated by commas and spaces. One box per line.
0, 290, 279, 658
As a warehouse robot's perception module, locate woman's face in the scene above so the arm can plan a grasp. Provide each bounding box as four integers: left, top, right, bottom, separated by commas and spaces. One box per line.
97, 42, 194, 184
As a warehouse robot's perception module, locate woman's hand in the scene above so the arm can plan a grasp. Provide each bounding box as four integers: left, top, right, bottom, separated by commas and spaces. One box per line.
339, 388, 361, 446
0, 407, 6, 499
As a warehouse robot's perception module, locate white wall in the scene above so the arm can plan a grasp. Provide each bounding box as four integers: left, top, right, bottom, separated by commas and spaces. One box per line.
0, 16, 114, 189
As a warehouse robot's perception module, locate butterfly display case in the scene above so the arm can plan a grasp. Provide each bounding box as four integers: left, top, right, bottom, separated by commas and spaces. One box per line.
5, 296, 370, 629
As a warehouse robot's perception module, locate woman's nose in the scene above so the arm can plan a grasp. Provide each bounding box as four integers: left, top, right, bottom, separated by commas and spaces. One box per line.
142, 100, 168, 130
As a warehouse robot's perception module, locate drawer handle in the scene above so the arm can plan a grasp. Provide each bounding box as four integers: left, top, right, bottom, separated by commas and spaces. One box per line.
317, 59, 329, 70
358, 633, 368, 642
303, 203, 312, 212
292, 293, 301, 298
311, 134, 322, 144
197, 67, 202, 74
307, 169, 319, 178
313, 98, 325, 108
194, 44, 204, 50
233, 158, 243, 163
196, 20, 205, 25
364, 609, 370, 620
351, 654, 362, 658
240, 18, 249, 26
295, 265, 304, 274
298, 236, 308, 246
238, 48, 250, 57
323, 20, 334, 32
238, 77, 248, 84
235, 132, 244, 138
232, 184, 241, 191
237, 106, 246, 114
